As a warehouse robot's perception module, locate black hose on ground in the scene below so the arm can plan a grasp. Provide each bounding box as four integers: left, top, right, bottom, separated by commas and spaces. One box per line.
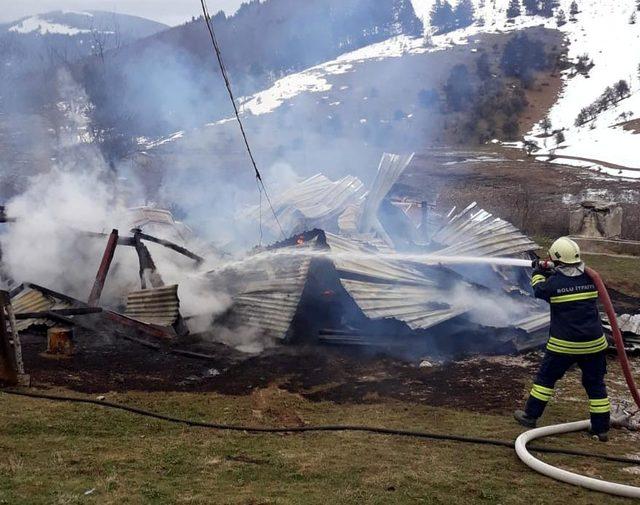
3, 389, 639, 466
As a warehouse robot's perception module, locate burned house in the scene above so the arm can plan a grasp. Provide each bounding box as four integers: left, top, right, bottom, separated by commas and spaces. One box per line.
1, 153, 552, 364
208, 153, 550, 357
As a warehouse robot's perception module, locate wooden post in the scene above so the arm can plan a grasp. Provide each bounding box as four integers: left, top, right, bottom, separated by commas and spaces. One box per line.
133, 230, 164, 290
0, 292, 17, 384
88, 229, 119, 306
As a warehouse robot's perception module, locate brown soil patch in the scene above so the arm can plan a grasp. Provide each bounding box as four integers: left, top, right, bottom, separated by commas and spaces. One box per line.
622, 118, 640, 134
397, 146, 640, 241
19, 332, 539, 415
519, 36, 565, 133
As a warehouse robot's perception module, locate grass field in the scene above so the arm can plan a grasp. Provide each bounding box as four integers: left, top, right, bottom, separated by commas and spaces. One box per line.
1, 371, 639, 504
582, 253, 640, 299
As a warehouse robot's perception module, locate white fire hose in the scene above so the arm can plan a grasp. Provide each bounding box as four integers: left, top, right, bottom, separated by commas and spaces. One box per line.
515, 420, 640, 499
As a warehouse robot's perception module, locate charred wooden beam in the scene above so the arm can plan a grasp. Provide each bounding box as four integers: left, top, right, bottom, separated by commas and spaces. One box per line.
88, 229, 119, 306
134, 230, 204, 265
79, 228, 204, 264
133, 229, 164, 290
102, 310, 175, 340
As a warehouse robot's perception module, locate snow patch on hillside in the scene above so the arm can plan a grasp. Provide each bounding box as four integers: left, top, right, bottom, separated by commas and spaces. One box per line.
413, 0, 640, 179
142, 131, 185, 149
238, 9, 548, 117
526, 0, 640, 179
9, 16, 93, 36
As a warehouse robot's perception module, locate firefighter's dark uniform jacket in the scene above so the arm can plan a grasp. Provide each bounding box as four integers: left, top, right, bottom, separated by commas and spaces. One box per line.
525, 264, 610, 434
530, 267, 606, 354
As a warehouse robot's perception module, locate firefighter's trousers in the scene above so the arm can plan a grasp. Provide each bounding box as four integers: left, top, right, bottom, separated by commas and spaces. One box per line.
525, 350, 610, 434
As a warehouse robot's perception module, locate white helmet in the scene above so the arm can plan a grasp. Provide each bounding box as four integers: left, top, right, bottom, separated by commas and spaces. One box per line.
549, 237, 581, 265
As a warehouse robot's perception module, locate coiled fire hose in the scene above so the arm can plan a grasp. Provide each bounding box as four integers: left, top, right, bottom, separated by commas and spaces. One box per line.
515, 267, 640, 498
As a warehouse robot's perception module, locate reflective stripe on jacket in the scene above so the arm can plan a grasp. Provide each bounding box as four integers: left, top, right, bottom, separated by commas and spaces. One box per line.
530, 268, 605, 354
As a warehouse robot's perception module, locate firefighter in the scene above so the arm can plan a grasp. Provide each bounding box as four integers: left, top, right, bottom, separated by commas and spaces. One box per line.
514, 237, 610, 441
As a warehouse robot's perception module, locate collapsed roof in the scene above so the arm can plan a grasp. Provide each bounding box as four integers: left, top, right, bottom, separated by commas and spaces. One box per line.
244, 153, 416, 247
4, 152, 551, 358
209, 153, 550, 357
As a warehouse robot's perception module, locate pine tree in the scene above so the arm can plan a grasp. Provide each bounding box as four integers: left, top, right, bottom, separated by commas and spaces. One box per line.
430, 0, 456, 33
555, 131, 565, 144
423, 29, 434, 47
630, 12, 637, 24
507, 0, 522, 19
569, 1, 579, 15
540, 0, 559, 17
615, 79, 630, 99
637, 0, 640, 11
395, 0, 424, 36
523, 0, 540, 15
556, 9, 567, 26
541, 116, 552, 135
454, 0, 475, 28
444, 64, 474, 111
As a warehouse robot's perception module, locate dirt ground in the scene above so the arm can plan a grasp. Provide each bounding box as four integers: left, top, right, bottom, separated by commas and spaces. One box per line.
397, 146, 640, 241
16, 330, 632, 418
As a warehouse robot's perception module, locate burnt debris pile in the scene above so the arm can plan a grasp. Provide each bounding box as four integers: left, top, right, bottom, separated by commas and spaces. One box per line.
0, 152, 555, 385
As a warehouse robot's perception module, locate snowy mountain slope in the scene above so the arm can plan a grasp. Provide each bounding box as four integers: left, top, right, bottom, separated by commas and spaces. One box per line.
143, 0, 639, 181
9, 12, 94, 36
236, 7, 551, 117
416, 0, 640, 178
526, 0, 640, 178
0, 11, 169, 115
1, 11, 168, 38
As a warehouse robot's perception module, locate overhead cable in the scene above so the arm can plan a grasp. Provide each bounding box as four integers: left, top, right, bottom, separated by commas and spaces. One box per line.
199, 0, 286, 240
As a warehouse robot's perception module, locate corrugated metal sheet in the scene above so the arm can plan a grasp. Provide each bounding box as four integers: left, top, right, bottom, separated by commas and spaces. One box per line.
209, 252, 312, 341
244, 152, 413, 243
358, 153, 414, 246
432, 202, 538, 257
11, 286, 72, 332
514, 312, 551, 334
124, 285, 180, 327
245, 173, 366, 234
339, 278, 468, 330
359, 153, 414, 230
128, 206, 192, 243
619, 314, 640, 335
324, 232, 468, 331
326, 232, 431, 285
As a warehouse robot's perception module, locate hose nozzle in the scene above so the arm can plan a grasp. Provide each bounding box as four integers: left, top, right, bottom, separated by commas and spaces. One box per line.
532, 259, 555, 270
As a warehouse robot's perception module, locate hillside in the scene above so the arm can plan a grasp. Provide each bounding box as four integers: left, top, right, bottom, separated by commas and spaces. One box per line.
71, 0, 423, 140
1, 10, 167, 37
140, 0, 639, 179
2, 0, 638, 244
521, 0, 640, 178
233, 0, 640, 178
0, 11, 168, 113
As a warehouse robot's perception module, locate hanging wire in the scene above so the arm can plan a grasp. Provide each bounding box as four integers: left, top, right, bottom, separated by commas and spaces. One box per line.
256, 177, 264, 247
199, 0, 286, 240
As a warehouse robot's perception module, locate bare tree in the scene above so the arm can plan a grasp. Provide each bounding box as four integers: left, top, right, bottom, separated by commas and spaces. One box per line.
90, 20, 108, 63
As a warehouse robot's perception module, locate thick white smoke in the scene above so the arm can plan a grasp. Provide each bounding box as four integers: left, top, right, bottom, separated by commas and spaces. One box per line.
0, 70, 235, 332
